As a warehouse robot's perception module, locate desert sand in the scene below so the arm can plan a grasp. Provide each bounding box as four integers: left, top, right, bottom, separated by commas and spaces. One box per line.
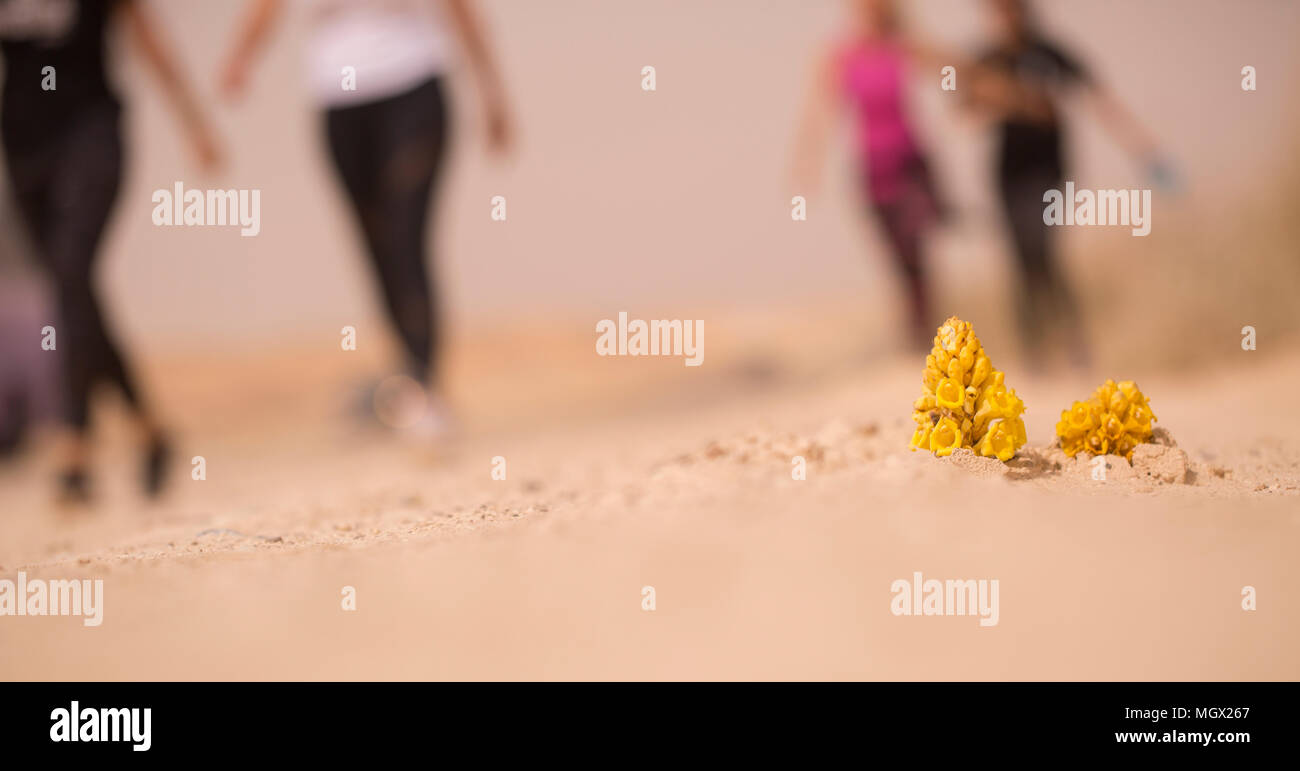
1, 305, 1297, 681
1, 0, 1298, 682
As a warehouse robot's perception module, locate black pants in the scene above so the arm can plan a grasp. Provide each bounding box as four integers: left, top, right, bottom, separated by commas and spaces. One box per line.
871, 155, 941, 346
3, 102, 139, 430
325, 77, 449, 381
998, 168, 1084, 355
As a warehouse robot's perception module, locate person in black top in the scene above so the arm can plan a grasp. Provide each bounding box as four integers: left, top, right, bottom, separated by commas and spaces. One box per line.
965, 0, 1163, 366
1, 0, 220, 502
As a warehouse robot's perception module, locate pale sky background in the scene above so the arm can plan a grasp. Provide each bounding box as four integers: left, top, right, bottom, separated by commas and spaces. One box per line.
5, 0, 1298, 351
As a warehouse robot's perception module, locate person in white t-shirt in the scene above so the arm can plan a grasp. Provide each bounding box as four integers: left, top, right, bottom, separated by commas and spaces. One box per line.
219, 0, 512, 435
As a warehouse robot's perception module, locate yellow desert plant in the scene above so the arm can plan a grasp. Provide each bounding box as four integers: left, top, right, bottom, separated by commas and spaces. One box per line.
1055, 379, 1156, 460
910, 316, 1027, 461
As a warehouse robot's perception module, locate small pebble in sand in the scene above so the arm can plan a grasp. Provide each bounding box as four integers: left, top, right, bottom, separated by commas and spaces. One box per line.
1131, 443, 1190, 484
1096, 454, 1138, 482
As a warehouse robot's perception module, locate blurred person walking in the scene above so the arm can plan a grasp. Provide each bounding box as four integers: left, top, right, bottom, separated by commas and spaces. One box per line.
219, 0, 512, 436
0, 0, 221, 502
965, 0, 1167, 366
0, 182, 55, 458
792, 0, 945, 351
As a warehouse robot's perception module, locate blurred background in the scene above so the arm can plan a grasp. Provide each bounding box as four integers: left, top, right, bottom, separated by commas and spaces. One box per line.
73, 0, 1300, 338
2, 0, 1299, 465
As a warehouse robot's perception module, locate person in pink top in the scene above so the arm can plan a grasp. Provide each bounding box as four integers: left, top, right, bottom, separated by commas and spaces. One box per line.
794, 0, 942, 349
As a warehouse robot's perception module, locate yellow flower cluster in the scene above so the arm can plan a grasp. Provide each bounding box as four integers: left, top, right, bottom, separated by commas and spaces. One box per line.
1055, 379, 1156, 460
909, 316, 1027, 461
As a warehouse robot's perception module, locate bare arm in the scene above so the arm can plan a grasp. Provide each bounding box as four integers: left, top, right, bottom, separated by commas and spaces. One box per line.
1080, 83, 1156, 160
789, 51, 838, 193
962, 64, 1054, 125
218, 0, 284, 100
900, 38, 1037, 130
443, 0, 512, 153
120, 0, 221, 170
903, 37, 972, 71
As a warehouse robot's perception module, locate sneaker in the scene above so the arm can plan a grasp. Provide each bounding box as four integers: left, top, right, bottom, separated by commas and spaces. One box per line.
56, 467, 91, 505
143, 436, 172, 498
372, 375, 458, 440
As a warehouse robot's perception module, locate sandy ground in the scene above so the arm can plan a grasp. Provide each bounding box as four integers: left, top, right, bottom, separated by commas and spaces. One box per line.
1, 307, 1298, 681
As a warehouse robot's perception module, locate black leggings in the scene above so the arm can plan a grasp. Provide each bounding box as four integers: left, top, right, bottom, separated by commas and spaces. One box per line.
3, 103, 140, 430
870, 156, 941, 345
998, 169, 1084, 354
325, 77, 449, 381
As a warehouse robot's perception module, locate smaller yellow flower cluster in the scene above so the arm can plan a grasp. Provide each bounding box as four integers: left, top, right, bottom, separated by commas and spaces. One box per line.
1055, 379, 1157, 460
910, 316, 1027, 461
